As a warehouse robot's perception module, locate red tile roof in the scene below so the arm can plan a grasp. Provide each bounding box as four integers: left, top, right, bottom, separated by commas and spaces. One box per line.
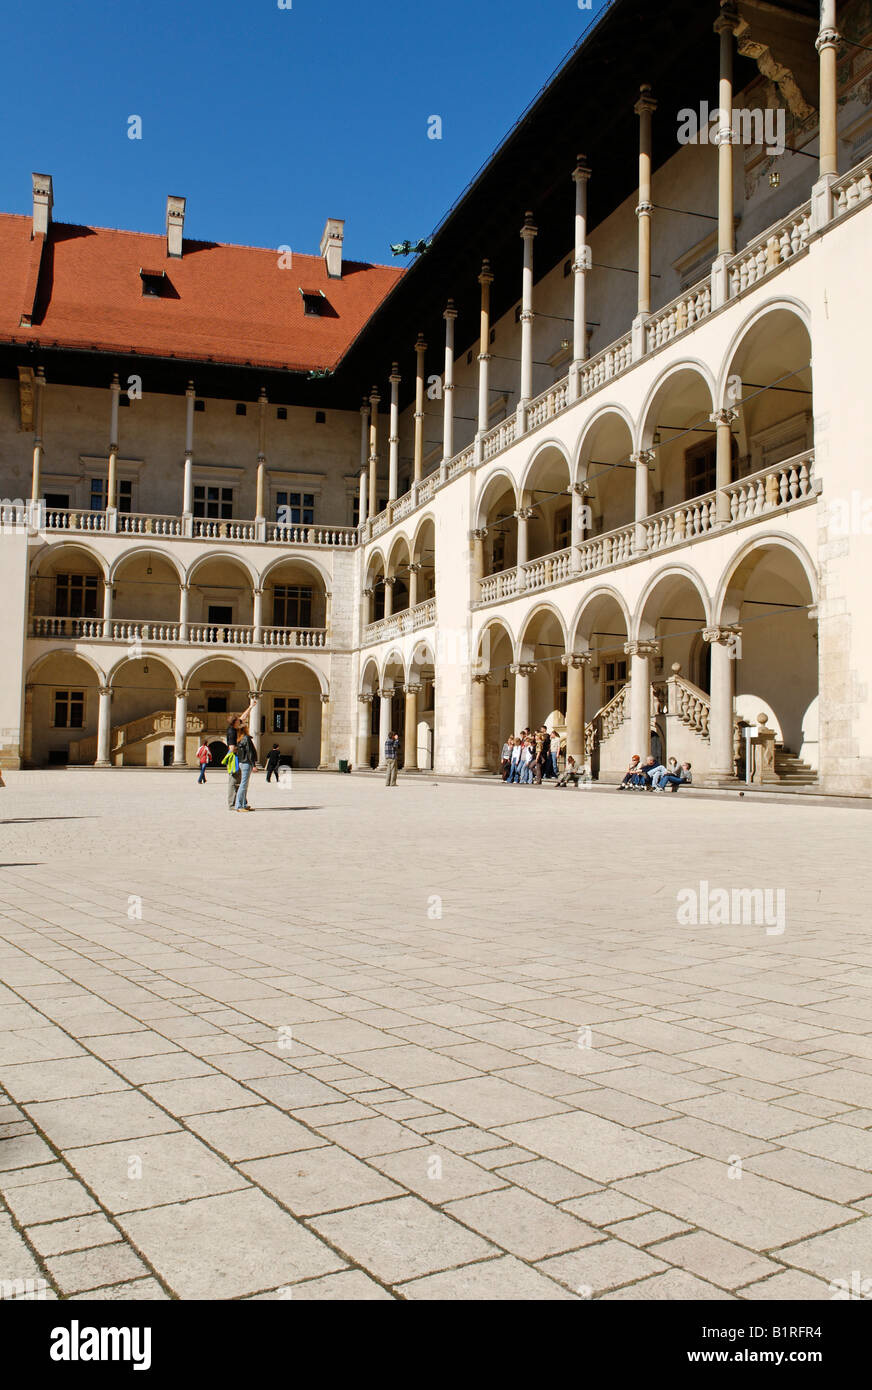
0, 214, 403, 372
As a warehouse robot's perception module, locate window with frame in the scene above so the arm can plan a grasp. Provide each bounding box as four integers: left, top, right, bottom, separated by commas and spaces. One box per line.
684, 437, 718, 499
193, 485, 233, 519
272, 696, 300, 734
53, 689, 85, 729
55, 574, 99, 618
602, 657, 628, 706
556, 668, 568, 715
276, 491, 315, 525
554, 506, 571, 552
273, 585, 313, 628
90, 478, 133, 512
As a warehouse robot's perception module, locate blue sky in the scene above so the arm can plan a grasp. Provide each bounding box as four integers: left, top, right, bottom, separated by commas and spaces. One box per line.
1, 0, 609, 267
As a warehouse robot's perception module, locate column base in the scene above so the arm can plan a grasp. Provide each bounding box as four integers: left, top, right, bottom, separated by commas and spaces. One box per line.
710, 253, 730, 309
93, 760, 111, 768
631, 314, 649, 361
811, 172, 837, 232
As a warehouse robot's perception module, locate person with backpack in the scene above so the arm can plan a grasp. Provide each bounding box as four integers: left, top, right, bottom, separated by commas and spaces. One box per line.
196, 740, 212, 784
234, 725, 258, 811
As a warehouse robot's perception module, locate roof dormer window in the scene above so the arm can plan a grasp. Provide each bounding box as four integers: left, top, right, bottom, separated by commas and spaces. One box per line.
139, 268, 166, 298
299, 287, 326, 316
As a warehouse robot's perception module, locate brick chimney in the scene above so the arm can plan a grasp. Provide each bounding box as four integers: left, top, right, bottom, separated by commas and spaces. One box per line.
166, 195, 186, 258
320, 218, 344, 278
32, 174, 53, 238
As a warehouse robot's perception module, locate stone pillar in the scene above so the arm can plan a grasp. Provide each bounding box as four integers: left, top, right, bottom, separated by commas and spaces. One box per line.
319, 693, 331, 768
511, 663, 536, 732
103, 579, 114, 629
253, 587, 264, 643
368, 387, 380, 519
22, 684, 34, 767
377, 688, 392, 767
562, 653, 590, 760
31, 366, 46, 502
624, 641, 660, 757
571, 158, 592, 398
404, 684, 420, 771
711, 408, 738, 525
96, 686, 113, 767
255, 386, 268, 522
715, 6, 737, 257
408, 562, 421, 610
383, 575, 395, 619
413, 334, 427, 485
471, 529, 487, 599
633, 450, 654, 552
173, 688, 188, 767
388, 363, 401, 501
476, 260, 493, 439
179, 583, 189, 642
359, 399, 370, 525
441, 300, 457, 470
818, 2, 840, 179
518, 212, 537, 431
183, 381, 195, 527
634, 85, 657, 346
570, 483, 589, 572
357, 694, 373, 768
470, 674, 490, 773
107, 373, 120, 512
704, 627, 741, 779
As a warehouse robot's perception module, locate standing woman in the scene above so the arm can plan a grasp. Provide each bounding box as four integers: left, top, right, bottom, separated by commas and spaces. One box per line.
234, 724, 258, 812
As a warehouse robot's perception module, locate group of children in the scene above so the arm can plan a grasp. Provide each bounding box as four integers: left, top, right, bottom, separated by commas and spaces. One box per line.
500, 730, 593, 788
617, 755, 692, 792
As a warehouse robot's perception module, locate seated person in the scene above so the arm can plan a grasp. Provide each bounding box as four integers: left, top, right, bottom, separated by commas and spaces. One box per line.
555, 755, 590, 787
650, 757, 678, 790
617, 755, 641, 789
633, 755, 659, 790
656, 761, 692, 792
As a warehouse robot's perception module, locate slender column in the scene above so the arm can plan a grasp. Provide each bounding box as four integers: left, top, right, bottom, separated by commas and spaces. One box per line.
516, 508, 532, 568
562, 653, 591, 760
31, 366, 46, 502
173, 687, 188, 767
472, 529, 487, 596
441, 301, 457, 469
377, 688, 392, 768
319, 693, 330, 768
96, 686, 113, 767
103, 579, 114, 627
368, 387, 380, 519
413, 334, 427, 484
407, 562, 421, 610
635, 85, 657, 320
107, 373, 120, 512
633, 450, 654, 552
818, 2, 840, 179
571, 158, 592, 396
183, 381, 195, 519
477, 261, 493, 436
22, 684, 34, 767
253, 587, 264, 643
179, 583, 189, 642
704, 627, 741, 779
388, 364, 401, 501
511, 663, 536, 732
248, 690, 262, 745
358, 468, 368, 531
357, 694, 373, 768
383, 575, 395, 619
570, 483, 589, 572
518, 213, 537, 429
471, 674, 490, 773
711, 408, 738, 524
255, 387, 268, 521
404, 684, 420, 772
715, 6, 738, 257
624, 641, 660, 758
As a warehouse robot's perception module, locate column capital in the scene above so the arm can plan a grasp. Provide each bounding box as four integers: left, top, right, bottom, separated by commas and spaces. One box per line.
377, 688, 394, 700
383, 575, 397, 588
570, 481, 590, 497
478, 258, 494, 286
415, 332, 428, 354
253, 585, 264, 597
472, 527, 489, 541
110, 372, 121, 392
816, 28, 841, 53
510, 663, 538, 678
320, 693, 330, 705
248, 690, 260, 702
635, 201, 654, 219
405, 682, 422, 695
174, 687, 189, 700
407, 562, 422, 573
258, 386, 269, 405
561, 652, 592, 669
632, 449, 656, 467
572, 155, 592, 184
634, 83, 657, 117
389, 363, 401, 386
624, 640, 660, 660
702, 625, 742, 646
186, 379, 196, 398
472, 673, 491, 685
514, 507, 536, 521
520, 211, 538, 240
574, 245, 593, 274
362, 586, 373, 597
710, 407, 739, 428
358, 692, 374, 704
369, 386, 381, 406
360, 399, 371, 417
714, 3, 738, 38
98, 685, 113, 698
443, 298, 458, 321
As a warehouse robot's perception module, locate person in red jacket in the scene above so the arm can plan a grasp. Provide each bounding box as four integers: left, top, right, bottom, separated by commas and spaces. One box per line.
196, 740, 212, 784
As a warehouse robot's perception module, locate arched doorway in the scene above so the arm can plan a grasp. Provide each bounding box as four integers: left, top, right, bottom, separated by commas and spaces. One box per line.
107, 655, 179, 766
260, 660, 325, 768
26, 653, 102, 766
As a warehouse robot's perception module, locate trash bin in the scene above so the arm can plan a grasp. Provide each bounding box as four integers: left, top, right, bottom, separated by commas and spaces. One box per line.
338, 759, 349, 774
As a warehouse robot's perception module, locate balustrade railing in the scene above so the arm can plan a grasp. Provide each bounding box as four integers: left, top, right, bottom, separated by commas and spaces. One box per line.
522, 548, 572, 592
31, 616, 106, 639
665, 673, 711, 739
193, 519, 257, 541
832, 152, 872, 219
260, 627, 327, 648
482, 416, 516, 462
725, 450, 815, 523
646, 283, 712, 352
727, 203, 812, 296
43, 509, 107, 532
645, 493, 717, 551
578, 333, 633, 397
267, 524, 357, 546
527, 380, 569, 431
363, 598, 437, 644
119, 513, 184, 536
576, 524, 635, 575
109, 620, 181, 643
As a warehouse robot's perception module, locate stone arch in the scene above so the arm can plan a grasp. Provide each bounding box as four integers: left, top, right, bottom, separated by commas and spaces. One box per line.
519, 441, 574, 563
24, 650, 104, 767
260, 658, 327, 769
575, 406, 637, 537
109, 546, 185, 585
638, 362, 718, 517
719, 303, 813, 472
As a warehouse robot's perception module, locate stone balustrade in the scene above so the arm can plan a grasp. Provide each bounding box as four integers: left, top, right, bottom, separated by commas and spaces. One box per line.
833, 152, 872, 219
726, 451, 815, 522
29, 618, 331, 650
645, 283, 712, 352
363, 598, 437, 646
727, 204, 812, 297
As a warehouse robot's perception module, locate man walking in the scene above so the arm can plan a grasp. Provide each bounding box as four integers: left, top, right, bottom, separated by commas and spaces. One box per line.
265, 744, 282, 782
385, 730, 400, 787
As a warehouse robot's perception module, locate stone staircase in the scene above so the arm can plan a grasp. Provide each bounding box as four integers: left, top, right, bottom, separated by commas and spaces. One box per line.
774, 745, 818, 786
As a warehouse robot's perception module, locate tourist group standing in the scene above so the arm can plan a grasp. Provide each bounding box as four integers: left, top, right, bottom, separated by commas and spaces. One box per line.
500, 728, 590, 787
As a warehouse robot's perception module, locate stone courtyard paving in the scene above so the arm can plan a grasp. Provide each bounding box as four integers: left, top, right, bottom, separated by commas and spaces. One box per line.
1, 768, 871, 1302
